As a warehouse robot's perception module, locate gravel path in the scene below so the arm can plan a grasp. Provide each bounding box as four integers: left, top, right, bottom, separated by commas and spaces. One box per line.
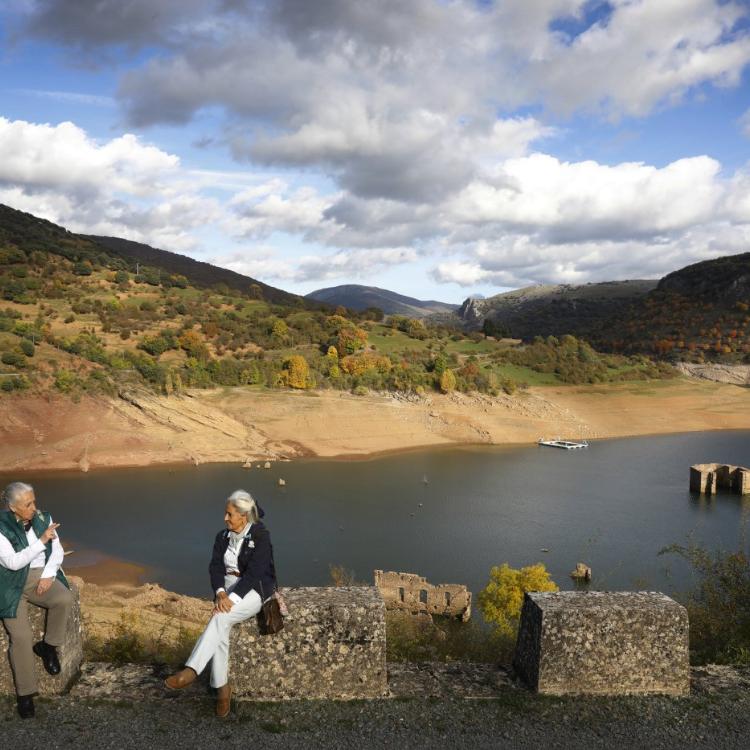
3, 663, 750, 749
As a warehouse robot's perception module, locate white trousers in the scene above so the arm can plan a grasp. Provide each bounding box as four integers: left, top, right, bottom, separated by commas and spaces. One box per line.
185, 583, 262, 688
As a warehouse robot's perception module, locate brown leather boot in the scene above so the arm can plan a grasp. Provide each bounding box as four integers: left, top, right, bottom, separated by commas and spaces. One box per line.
164, 667, 197, 690
215, 684, 232, 718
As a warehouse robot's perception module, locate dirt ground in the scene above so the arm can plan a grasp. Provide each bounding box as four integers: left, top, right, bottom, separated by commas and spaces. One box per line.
0, 377, 747, 474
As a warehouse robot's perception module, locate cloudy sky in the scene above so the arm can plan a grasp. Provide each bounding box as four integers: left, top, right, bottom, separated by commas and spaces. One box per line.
1, 0, 750, 302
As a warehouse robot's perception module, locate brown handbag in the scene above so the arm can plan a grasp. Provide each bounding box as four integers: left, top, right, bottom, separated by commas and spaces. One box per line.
257, 594, 284, 635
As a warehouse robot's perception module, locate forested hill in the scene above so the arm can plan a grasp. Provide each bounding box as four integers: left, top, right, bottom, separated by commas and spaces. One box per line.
0, 203, 673, 398
306, 284, 457, 316
0, 204, 299, 304
87, 234, 298, 305
658, 252, 750, 300
452, 252, 750, 365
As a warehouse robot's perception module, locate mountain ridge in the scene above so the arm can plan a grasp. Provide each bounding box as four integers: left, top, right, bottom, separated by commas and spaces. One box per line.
305, 284, 458, 316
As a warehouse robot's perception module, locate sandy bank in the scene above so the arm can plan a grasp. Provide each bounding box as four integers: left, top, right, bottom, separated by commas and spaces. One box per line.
0, 377, 747, 474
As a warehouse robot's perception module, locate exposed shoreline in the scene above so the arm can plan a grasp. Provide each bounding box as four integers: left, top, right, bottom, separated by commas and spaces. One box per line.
0, 376, 748, 475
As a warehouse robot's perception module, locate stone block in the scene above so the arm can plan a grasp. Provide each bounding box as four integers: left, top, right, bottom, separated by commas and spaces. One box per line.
513, 591, 689, 696
0, 581, 83, 696
229, 586, 387, 700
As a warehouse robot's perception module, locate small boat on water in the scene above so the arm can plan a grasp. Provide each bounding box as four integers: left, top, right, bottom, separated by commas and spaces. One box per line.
538, 437, 589, 450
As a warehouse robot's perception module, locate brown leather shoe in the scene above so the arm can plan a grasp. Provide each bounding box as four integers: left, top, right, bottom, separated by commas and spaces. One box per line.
215, 684, 232, 718
164, 667, 197, 690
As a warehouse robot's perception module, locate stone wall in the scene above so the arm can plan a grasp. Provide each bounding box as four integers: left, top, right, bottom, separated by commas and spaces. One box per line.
0, 581, 83, 696
513, 591, 689, 696
690, 463, 750, 495
229, 586, 387, 700
373, 570, 471, 621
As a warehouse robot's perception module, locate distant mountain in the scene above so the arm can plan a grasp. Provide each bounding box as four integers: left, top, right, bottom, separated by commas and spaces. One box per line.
87, 235, 299, 305
452, 251, 750, 364
305, 284, 458, 317
456, 280, 657, 338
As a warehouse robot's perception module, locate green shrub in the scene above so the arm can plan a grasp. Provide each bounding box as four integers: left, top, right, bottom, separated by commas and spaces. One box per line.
54, 369, 79, 393
662, 543, 750, 664
1, 351, 25, 368
19, 339, 34, 357
83, 611, 199, 666
386, 612, 501, 664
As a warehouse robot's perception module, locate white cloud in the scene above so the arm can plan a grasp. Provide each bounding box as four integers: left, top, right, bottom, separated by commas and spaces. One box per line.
449, 154, 724, 241
0, 117, 217, 251
215, 246, 417, 284
0, 117, 178, 196
533, 0, 750, 117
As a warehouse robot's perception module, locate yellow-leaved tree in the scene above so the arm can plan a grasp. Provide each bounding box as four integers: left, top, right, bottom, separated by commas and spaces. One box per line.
439, 368, 457, 393
282, 355, 311, 389
478, 563, 558, 638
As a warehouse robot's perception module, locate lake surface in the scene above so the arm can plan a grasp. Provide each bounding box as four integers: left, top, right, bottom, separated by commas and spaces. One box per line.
2, 431, 749, 600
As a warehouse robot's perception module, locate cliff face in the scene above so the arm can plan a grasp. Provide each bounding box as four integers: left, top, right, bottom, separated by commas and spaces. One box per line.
455, 281, 656, 336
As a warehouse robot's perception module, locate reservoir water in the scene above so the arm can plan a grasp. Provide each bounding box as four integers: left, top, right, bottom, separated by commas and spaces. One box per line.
2, 430, 749, 600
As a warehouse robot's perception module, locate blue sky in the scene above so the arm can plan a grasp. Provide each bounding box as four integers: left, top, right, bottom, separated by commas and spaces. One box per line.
1, 0, 750, 303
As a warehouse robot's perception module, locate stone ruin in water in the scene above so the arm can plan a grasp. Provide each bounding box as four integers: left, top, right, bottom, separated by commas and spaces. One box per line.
373, 570, 472, 621
690, 463, 750, 495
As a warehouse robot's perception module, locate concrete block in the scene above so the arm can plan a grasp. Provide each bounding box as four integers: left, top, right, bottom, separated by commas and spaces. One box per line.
513, 591, 689, 696
0, 581, 83, 695
229, 586, 387, 700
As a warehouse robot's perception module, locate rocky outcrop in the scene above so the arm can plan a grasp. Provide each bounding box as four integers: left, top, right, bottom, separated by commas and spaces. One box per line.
675, 363, 750, 386
457, 296, 487, 325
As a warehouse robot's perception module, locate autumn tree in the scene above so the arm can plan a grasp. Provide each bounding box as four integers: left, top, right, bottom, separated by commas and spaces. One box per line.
439, 368, 456, 393
282, 355, 311, 389
337, 325, 368, 355
178, 329, 210, 361
326, 345, 340, 378
478, 563, 558, 638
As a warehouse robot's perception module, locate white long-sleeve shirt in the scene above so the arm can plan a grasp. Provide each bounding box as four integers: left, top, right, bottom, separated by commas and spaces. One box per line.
216, 523, 252, 604
0, 515, 64, 579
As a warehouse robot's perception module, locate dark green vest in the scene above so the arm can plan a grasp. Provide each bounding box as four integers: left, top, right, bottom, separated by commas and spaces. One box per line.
0, 510, 69, 619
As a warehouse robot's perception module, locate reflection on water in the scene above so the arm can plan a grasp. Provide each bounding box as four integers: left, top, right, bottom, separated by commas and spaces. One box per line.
1, 430, 749, 599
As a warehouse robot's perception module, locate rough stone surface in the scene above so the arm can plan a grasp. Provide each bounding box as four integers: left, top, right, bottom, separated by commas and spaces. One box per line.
690, 463, 750, 495
374, 570, 471, 621
0, 581, 83, 696
229, 586, 387, 700
675, 362, 750, 386
514, 591, 689, 696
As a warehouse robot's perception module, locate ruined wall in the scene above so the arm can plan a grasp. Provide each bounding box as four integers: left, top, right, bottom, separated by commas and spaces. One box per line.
513, 591, 689, 696
0, 581, 83, 696
373, 570, 471, 621
229, 586, 387, 701
690, 463, 750, 495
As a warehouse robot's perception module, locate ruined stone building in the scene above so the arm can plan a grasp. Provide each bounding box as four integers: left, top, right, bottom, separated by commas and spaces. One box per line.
373, 570, 471, 621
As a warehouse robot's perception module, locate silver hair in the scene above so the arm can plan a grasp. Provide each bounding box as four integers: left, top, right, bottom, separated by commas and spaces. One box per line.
227, 489, 259, 523
3, 481, 34, 509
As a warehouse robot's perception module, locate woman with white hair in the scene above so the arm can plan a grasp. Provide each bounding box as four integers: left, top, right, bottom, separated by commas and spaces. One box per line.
164, 489, 277, 718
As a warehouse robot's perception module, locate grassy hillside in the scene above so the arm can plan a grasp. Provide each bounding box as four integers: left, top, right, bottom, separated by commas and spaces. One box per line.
0, 204, 675, 398
89, 234, 299, 305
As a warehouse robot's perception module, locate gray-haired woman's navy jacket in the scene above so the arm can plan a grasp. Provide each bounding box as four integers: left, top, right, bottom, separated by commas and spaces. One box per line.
208, 520, 277, 601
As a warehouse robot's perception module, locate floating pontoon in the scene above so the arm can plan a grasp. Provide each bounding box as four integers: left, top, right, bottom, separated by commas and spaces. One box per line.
537, 438, 589, 450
